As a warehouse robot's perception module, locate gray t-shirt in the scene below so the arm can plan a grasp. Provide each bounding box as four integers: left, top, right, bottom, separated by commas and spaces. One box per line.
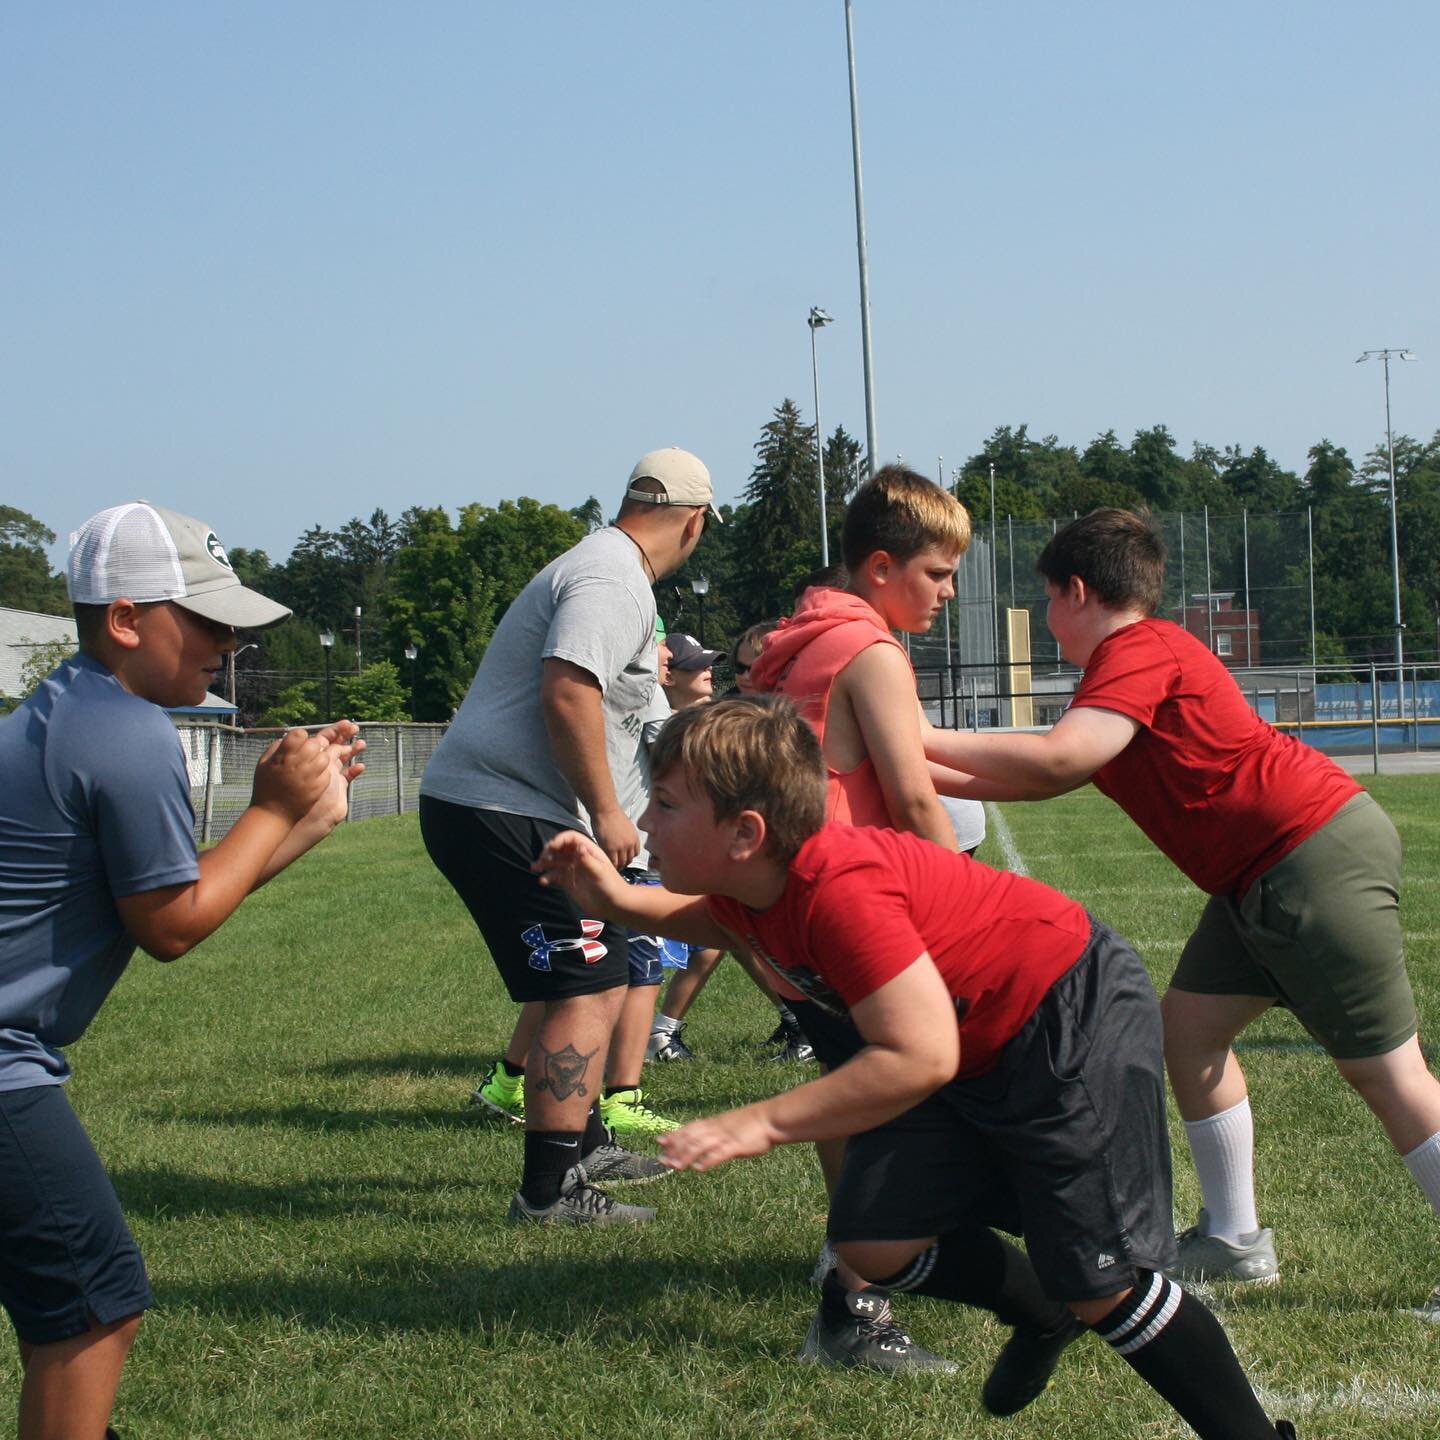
421, 527, 659, 832
0, 654, 200, 1090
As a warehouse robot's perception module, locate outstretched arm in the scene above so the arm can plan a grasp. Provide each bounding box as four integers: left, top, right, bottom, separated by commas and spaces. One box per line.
841, 645, 957, 849
923, 705, 1139, 798
533, 831, 732, 949
658, 953, 959, 1171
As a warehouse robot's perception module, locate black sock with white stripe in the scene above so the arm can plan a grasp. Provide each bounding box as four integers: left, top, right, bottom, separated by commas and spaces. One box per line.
874, 1225, 1070, 1333
1092, 1270, 1276, 1440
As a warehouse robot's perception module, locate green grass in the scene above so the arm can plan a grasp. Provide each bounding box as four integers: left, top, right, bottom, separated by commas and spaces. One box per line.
5, 779, 1439, 1437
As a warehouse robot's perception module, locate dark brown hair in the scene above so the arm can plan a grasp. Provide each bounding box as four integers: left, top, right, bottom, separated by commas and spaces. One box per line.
1037, 508, 1166, 615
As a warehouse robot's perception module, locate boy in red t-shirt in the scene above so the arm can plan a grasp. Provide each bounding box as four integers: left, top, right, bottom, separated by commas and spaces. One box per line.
535, 698, 1294, 1440
924, 508, 1440, 1311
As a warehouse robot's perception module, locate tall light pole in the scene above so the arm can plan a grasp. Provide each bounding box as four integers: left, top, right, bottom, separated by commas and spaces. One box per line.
227, 642, 259, 708
352, 604, 363, 675
808, 307, 834, 566
691, 574, 710, 646
844, 0, 878, 475
319, 630, 334, 720
989, 462, 1000, 714
1356, 348, 1416, 672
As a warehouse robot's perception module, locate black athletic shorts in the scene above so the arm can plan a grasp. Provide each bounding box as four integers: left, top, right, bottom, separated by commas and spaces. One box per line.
825, 920, 1178, 1301
420, 797, 630, 1002
0, 1084, 154, 1345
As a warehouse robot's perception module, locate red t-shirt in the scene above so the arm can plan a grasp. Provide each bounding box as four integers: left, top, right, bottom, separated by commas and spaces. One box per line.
707, 825, 1091, 1079
1073, 618, 1361, 898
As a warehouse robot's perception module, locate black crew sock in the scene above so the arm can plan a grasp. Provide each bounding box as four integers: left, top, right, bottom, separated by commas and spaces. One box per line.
820, 1265, 887, 1322
520, 1129, 584, 1206
579, 1103, 610, 1159
874, 1225, 1070, 1333
1092, 1271, 1276, 1440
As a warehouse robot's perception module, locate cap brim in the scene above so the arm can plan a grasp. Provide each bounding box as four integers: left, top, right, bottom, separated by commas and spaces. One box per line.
174, 586, 292, 630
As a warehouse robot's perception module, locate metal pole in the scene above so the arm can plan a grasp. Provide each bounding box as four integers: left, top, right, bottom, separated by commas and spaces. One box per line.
989, 462, 1000, 720
844, 0, 878, 474
202, 728, 219, 845
394, 727, 405, 815
1242, 508, 1251, 664
1307, 506, 1316, 668
1370, 664, 1381, 775
1382, 350, 1404, 676
1203, 506, 1214, 654
810, 310, 830, 567
939, 457, 953, 710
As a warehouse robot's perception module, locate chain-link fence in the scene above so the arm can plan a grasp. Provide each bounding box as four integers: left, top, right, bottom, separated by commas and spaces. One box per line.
176, 723, 446, 844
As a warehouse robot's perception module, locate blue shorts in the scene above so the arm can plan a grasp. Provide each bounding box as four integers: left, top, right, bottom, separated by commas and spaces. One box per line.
624, 873, 694, 985
0, 1084, 154, 1345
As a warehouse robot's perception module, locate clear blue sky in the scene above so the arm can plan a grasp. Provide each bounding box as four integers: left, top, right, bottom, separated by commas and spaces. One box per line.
4, 2, 1435, 567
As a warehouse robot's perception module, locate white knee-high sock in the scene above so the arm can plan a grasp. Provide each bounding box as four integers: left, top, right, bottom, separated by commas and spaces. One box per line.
1183, 1098, 1259, 1242
1403, 1131, 1440, 1215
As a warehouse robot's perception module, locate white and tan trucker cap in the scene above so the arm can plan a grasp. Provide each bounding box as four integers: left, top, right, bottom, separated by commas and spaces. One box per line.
67, 501, 292, 630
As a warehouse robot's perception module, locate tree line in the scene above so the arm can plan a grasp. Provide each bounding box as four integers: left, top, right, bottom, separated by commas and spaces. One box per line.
5, 406, 1439, 721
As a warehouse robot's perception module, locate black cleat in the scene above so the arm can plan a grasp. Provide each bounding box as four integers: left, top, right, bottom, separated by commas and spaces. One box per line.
981, 1310, 1086, 1416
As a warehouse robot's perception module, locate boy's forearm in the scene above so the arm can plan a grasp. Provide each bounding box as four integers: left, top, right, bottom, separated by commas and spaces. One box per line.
122, 806, 292, 960
924, 729, 1078, 796
750, 1042, 950, 1146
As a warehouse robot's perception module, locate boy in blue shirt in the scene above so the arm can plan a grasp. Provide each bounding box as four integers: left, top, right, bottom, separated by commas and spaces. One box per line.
0, 501, 363, 1440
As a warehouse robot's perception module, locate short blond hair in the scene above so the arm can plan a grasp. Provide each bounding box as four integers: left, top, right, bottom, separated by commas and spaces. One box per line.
649, 697, 826, 860
841, 464, 971, 569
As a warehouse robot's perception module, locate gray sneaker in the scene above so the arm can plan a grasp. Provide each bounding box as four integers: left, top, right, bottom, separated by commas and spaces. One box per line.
580, 1143, 672, 1185
1406, 1283, 1440, 1322
1170, 1210, 1280, 1284
507, 1166, 656, 1227
797, 1291, 958, 1373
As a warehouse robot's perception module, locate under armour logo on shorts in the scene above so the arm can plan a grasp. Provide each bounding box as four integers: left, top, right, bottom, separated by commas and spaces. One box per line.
522, 920, 608, 972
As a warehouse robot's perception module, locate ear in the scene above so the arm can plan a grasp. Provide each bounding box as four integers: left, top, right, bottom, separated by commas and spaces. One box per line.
1066, 575, 1090, 608
106, 599, 146, 652
862, 549, 894, 586
682, 507, 707, 546
729, 808, 769, 863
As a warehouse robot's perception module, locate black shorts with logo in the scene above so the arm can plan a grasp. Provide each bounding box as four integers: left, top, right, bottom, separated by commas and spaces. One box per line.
420, 797, 630, 1002
824, 921, 1177, 1301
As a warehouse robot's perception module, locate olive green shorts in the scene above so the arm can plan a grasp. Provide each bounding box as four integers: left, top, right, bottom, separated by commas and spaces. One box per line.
1171, 792, 1415, 1060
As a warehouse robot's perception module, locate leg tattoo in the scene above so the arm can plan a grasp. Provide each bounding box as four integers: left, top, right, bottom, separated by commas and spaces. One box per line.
534, 1043, 599, 1101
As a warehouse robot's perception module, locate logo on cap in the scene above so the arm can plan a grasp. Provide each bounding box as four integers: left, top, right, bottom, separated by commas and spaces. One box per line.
206, 532, 233, 571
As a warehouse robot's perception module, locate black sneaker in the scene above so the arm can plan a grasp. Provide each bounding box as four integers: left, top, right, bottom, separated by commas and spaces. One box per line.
797, 1291, 958, 1373
760, 1018, 790, 1049
580, 1142, 672, 1185
648, 1024, 697, 1062
768, 1036, 816, 1063
1273, 1422, 1297, 1439
507, 1166, 655, 1226
981, 1310, 1085, 1416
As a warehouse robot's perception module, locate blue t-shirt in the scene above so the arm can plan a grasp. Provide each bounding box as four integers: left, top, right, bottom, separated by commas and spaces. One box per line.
0, 654, 200, 1090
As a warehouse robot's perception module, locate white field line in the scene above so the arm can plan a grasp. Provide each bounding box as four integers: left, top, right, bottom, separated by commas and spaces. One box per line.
984, 803, 1028, 876
1253, 1375, 1440, 1422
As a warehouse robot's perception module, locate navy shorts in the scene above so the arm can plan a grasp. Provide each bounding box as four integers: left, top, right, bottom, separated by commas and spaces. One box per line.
825, 922, 1177, 1301
623, 873, 693, 986
0, 1084, 154, 1345
420, 797, 631, 1002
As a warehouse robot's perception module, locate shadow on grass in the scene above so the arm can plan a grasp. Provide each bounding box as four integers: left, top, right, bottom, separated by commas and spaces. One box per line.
308, 1051, 487, 1079
155, 1253, 824, 1354
144, 1102, 488, 1133
114, 1166, 457, 1221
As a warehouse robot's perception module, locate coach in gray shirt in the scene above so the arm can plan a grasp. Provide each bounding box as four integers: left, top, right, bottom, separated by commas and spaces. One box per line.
421, 448, 717, 1224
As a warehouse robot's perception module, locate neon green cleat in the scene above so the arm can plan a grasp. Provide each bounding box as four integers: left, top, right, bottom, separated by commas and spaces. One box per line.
471, 1062, 525, 1125
599, 1087, 679, 1138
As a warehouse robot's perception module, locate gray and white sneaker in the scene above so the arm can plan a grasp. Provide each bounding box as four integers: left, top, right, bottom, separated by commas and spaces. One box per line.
647, 1024, 697, 1062
1170, 1209, 1279, 1284
1406, 1283, 1440, 1322
580, 1143, 672, 1185
798, 1290, 957, 1373
507, 1166, 656, 1227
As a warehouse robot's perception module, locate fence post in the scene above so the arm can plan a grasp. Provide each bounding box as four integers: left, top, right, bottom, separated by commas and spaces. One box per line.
202, 728, 219, 844
1295, 672, 1303, 738
394, 725, 405, 815
1370, 665, 1381, 776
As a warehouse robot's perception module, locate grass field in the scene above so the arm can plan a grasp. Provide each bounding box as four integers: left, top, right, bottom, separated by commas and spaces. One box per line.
5, 778, 1438, 1438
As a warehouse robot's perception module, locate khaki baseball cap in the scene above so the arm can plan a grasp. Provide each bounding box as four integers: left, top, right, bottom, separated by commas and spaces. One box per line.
625, 447, 723, 522
67, 500, 292, 630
